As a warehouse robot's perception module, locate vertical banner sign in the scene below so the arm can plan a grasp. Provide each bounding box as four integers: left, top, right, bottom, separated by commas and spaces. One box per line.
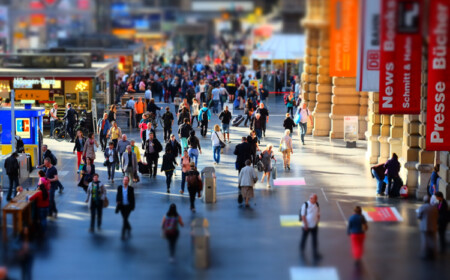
379, 0, 422, 114
426, 0, 450, 151
357, 0, 381, 92
330, 0, 359, 77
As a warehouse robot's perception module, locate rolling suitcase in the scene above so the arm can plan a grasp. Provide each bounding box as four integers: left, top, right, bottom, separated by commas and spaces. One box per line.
138, 162, 149, 174
232, 115, 244, 127
26, 153, 32, 172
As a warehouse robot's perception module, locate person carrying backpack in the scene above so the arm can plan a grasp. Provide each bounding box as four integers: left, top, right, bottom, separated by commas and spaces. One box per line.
161, 204, 184, 263
198, 102, 211, 137
186, 162, 202, 212
178, 118, 192, 151
4, 152, 19, 201
299, 193, 322, 260
85, 174, 107, 233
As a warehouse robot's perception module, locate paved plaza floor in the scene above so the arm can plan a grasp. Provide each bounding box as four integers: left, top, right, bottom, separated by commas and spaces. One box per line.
2, 97, 449, 280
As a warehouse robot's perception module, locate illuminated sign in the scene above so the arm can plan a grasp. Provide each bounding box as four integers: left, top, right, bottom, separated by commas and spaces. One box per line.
16, 118, 31, 138
13, 78, 56, 88
75, 81, 88, 91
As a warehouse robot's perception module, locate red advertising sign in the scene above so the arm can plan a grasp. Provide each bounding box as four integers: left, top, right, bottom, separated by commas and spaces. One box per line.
379, 0, 422, 114
363, 207, 403, 222
426, 0, 450, 151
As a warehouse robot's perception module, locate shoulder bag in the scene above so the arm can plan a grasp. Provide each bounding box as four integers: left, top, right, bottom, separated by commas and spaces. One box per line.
215, 132, 226, 148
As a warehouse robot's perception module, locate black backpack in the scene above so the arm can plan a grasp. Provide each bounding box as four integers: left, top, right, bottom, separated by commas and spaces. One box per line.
202, 109, 208, 122
48, 150, 58, 166
299, 201, 319, 222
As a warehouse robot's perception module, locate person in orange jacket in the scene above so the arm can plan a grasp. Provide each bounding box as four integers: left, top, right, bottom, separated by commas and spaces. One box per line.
135, 97, 145, 125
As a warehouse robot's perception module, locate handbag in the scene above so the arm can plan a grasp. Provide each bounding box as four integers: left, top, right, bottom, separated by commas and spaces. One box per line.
93, 143, 98, 152
272, 163, 277, 180
103, 160, 108, 167
103, 196, 109, 208
215, 132, 226, 148
115, 163, 120, 170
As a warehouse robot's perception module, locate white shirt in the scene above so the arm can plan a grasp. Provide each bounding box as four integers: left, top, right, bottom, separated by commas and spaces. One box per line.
211, 131, 224, 147
108, 149, 114, 163
300, 201, 320, 228
298, 108, 310, 124
50, 108, 58, 121
145, 89, 152, 100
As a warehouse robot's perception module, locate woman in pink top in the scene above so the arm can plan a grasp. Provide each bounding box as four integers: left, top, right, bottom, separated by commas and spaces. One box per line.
179, 149, 191, 194
37, 170, 50, 191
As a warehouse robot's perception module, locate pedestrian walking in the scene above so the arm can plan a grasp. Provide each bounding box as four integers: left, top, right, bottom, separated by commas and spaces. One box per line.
49, 103, 59, 138
116, 176, 135, 240
145, 131, 162, 178
186, 162, 202, 212
188, 130, 202, 167
234, 136, 252, 173
29, 183, 50, 233
108, 104, 117, 123
86, 174, 106, 232
198, 103, 211, 137
260, 145, 275, 187
295, 102, 313, 145
299, 193, 322, 260
104, 142, 119, 182
250, 113, 263, 143
384, 153, 401, 197
219, 105, 232, 143
78, 157, 95, 192
73, 130, 86, 169
117, 134, 130, 172
280, 129, 293, 170
162, 107, 174, 142
161, 204, 184, 262
45, 157, 59, 217
135, 97, 145, 125
97, 113, 111, 151
244, 98, 255, 127
122, 145, 138, 186
161, 147, 178, 193
211, 83, 221, 114
347, 206, 368, 263
177, 107, 190, 126
256, 103, 269, 137
285, 92, 295, 116
238, 160, 258, 207
139, 113, 149, 145
191, 98, 200, 127
211, 124, 225, 165
219, 83, 229, 110
174, 94, 182, 115
283, 113, 296, 135
108, 121, 122, 148
179, 149, 191, 194
4, 152, 19, 201
82, 132, 99, 161
62, 103, 78, 142
247, 130, 260, 166
165, 134, 182, 160
434, 192, 448, 253
178, 118, 192, 151
417, 195, 439, 259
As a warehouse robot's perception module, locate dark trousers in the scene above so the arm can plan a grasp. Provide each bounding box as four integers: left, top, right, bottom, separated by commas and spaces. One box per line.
146, 155, 158, 176
244, 113, 251, 126
181, 172, 187, 192
287, 106, 293, 115
7, 174, 19, 200
67, 121, 75, 140
300, 226, 319, 256
136, 113, 142, 126
387, 176, 396, 196
166, 231, 179, 257
164, 127, 172, 142
201, 121, 208, 137
112, 139, 118, 149
165, 170, 173, 190
120, 205, 132, 236
191, 115, 199, 127
262, 122, 267, 137
250, 151, 257, 166
188, 186, 197, 209
107, 161, 116, 179
49, 183, 58, 216
439, 224, 448, 252
100, 133, 108, 150
90, 201, 103, 229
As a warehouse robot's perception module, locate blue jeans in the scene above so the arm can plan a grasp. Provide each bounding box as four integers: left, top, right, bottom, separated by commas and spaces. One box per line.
107, 161, 116, 179
213, 145, 221, 163
49, 183, 58, 215
372, 169, 385, 195
255, 129, 262, 141
188, 148, 199, 166
39, 207, 49, 231
222, 123, 230, 134
181, 172, 187, 192
50, 120, 56, 137
299, 122, 307, 143
213, 100, 219, 114
7, 174, 19, 200
165, 170, 174, 190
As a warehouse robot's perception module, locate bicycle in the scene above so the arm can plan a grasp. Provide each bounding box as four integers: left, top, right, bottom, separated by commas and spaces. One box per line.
149, 110, 163, 130
53, 121, 70, 142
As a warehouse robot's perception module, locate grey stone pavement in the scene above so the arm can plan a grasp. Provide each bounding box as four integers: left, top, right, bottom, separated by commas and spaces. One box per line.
2, 96, 449, 280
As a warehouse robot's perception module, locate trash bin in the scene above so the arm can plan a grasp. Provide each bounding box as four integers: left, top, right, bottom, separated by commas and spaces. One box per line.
201, 167, 216, 203
17, 153, 30, 184
191, 218, 210, 269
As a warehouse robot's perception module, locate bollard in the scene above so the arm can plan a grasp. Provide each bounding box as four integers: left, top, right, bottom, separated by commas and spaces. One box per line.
191, 218, 210, 269
201, 167, 216, 203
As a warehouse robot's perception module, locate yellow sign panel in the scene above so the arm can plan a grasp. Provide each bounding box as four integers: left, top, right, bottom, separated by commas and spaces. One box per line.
15, 90, 49, 101
249, 80, 259, 89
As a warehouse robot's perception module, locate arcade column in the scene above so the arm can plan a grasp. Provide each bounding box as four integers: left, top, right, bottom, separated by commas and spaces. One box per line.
358, 91, 369, 139
378, 114, 391, 163
401, 114, 421, 197
302, 28, 319, 135
329, 77, 359, 139
366, 92, 381, 164
437, 152, 450, 199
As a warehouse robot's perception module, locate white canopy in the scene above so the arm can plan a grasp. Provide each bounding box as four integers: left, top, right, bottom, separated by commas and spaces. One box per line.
251, 34, 305, 61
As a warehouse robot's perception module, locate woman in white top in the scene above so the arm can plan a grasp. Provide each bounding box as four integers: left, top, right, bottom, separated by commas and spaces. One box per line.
211, 124, 224, 165
280, 129, 293, 170
191, 98, 200, 128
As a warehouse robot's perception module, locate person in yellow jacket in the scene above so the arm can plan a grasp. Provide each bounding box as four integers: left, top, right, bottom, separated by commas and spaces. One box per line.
135, 97, 145, 125
130, 139, 141, 162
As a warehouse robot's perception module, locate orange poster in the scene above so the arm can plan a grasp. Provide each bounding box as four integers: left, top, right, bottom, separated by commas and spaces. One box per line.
330, 0, 359, 77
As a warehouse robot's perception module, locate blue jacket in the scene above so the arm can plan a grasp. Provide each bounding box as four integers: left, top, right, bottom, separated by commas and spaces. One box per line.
97, 119, 111, 135
198, 107, 211, 122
